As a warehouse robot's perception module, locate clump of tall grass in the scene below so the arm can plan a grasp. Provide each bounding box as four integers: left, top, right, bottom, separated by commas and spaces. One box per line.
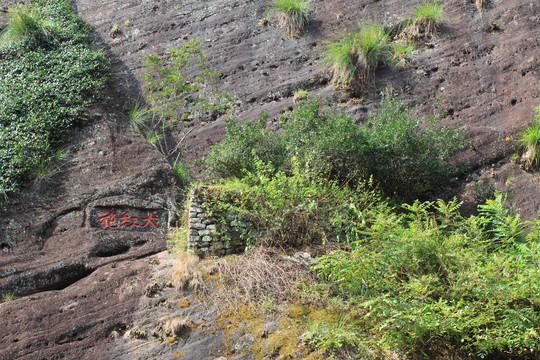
411, 1, 445, 37
518, 107, 540, 170
0, 4, 60, 46
322, 24, 390, 94
271, 0, 313, 37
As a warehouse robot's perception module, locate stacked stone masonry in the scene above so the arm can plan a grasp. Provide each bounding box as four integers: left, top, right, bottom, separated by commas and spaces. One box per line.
187, 187, 246, 257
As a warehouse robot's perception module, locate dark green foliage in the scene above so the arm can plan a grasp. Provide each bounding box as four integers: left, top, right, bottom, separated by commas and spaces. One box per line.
363, 97, 466, 199
0, 0, 110, 197
202, 112, 287, 179
204, 96, 465, 200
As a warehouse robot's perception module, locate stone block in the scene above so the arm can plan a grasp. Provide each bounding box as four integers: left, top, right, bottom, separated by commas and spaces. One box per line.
202, 235, 213, 242
189, 235, 201, 243
190, 222, 206, 230
198, 229, 210, 236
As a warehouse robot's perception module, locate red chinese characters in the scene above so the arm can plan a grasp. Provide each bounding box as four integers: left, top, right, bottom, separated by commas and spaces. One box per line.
97, 209, 159, 229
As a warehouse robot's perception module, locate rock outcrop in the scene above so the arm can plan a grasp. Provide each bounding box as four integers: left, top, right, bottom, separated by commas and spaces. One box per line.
0, 0, 539, 358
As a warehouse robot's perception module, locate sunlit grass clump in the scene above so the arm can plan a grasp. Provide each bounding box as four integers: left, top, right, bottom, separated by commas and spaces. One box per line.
411, 1, 445, 36
518, 107, 540, 170
271, 0, 313, 37
0, 4, 60, 46
322, 24, 390, 94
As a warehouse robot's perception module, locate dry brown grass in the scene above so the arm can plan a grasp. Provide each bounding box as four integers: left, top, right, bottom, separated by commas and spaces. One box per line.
171, 252, 203, 290
476, 0, 488, 12
164, 317, 189, 338
211, 247, 312, 311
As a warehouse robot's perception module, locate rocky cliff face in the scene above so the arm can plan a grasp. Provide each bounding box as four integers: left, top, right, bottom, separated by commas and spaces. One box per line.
0, 0, 538, 358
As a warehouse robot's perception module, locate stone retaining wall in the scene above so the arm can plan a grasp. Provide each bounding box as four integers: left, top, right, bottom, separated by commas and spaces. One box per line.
187, 187, 246, 257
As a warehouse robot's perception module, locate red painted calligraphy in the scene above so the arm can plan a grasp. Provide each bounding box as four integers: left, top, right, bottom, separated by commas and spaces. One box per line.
120, 211, 131, 227
97, 209, 159, 229
98, 210, 118, 229
141, 211, 158, 228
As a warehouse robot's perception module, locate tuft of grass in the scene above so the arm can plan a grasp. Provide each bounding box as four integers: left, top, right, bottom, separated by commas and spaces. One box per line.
271, 0, 313, 37
2, 293, 15, 302
173, 160, 189, 186
518, 106, 540, 170
411, 1, 445, 36
128, 103, 151, 136
293, 89, 308, 103
171, 252, 203, 290
392, 42, 414, 70
1, 4, 60, 46
32, 149, 71, 184
322, 24, 390, 94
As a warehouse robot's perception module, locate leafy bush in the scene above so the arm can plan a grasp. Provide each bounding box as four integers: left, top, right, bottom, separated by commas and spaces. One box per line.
363, 97, 466, 199
142, 39, 232, 129
0, 0, 110, 197
270, 0, 313, 37
517, 106, 540, 170
313, 196, 540, 358
204, 96, 465, 200
202, 112, 287, 179
322, 24, 390, 94
203, 158, 388, 247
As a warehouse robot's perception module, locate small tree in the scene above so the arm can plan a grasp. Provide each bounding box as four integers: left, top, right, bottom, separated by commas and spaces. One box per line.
142, 39, 232, 130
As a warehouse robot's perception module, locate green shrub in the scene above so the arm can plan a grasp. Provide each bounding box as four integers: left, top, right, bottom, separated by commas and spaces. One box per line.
203, 158, 388, 247
313, 196, 540, 357
142, 39, 232, 130
518, 106, 540, 170
279, 97, 369, 181
323, 24, 390, 94
411, 1, 445, 36
203, 112, 287, 179
204, 96, 465, 200
363, 97, 466, 199
0, 0, 110, 198
270, 0, 313, 37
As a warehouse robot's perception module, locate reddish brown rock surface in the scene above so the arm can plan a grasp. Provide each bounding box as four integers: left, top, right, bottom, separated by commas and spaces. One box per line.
0, 0, 539, 358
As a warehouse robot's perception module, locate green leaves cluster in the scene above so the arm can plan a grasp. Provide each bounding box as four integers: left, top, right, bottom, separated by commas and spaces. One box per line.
204, 158, 387, 248
204, 96, 465, 200
0, 0, 110, 197
142, 39, 232, 127
312, 194, 540, 357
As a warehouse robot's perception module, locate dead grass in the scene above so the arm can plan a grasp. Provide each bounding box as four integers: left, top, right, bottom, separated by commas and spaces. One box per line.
164, 317, 189, 338
171, 252, 203, 290
212, 247, 312, 311
476, 0, 488, 12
